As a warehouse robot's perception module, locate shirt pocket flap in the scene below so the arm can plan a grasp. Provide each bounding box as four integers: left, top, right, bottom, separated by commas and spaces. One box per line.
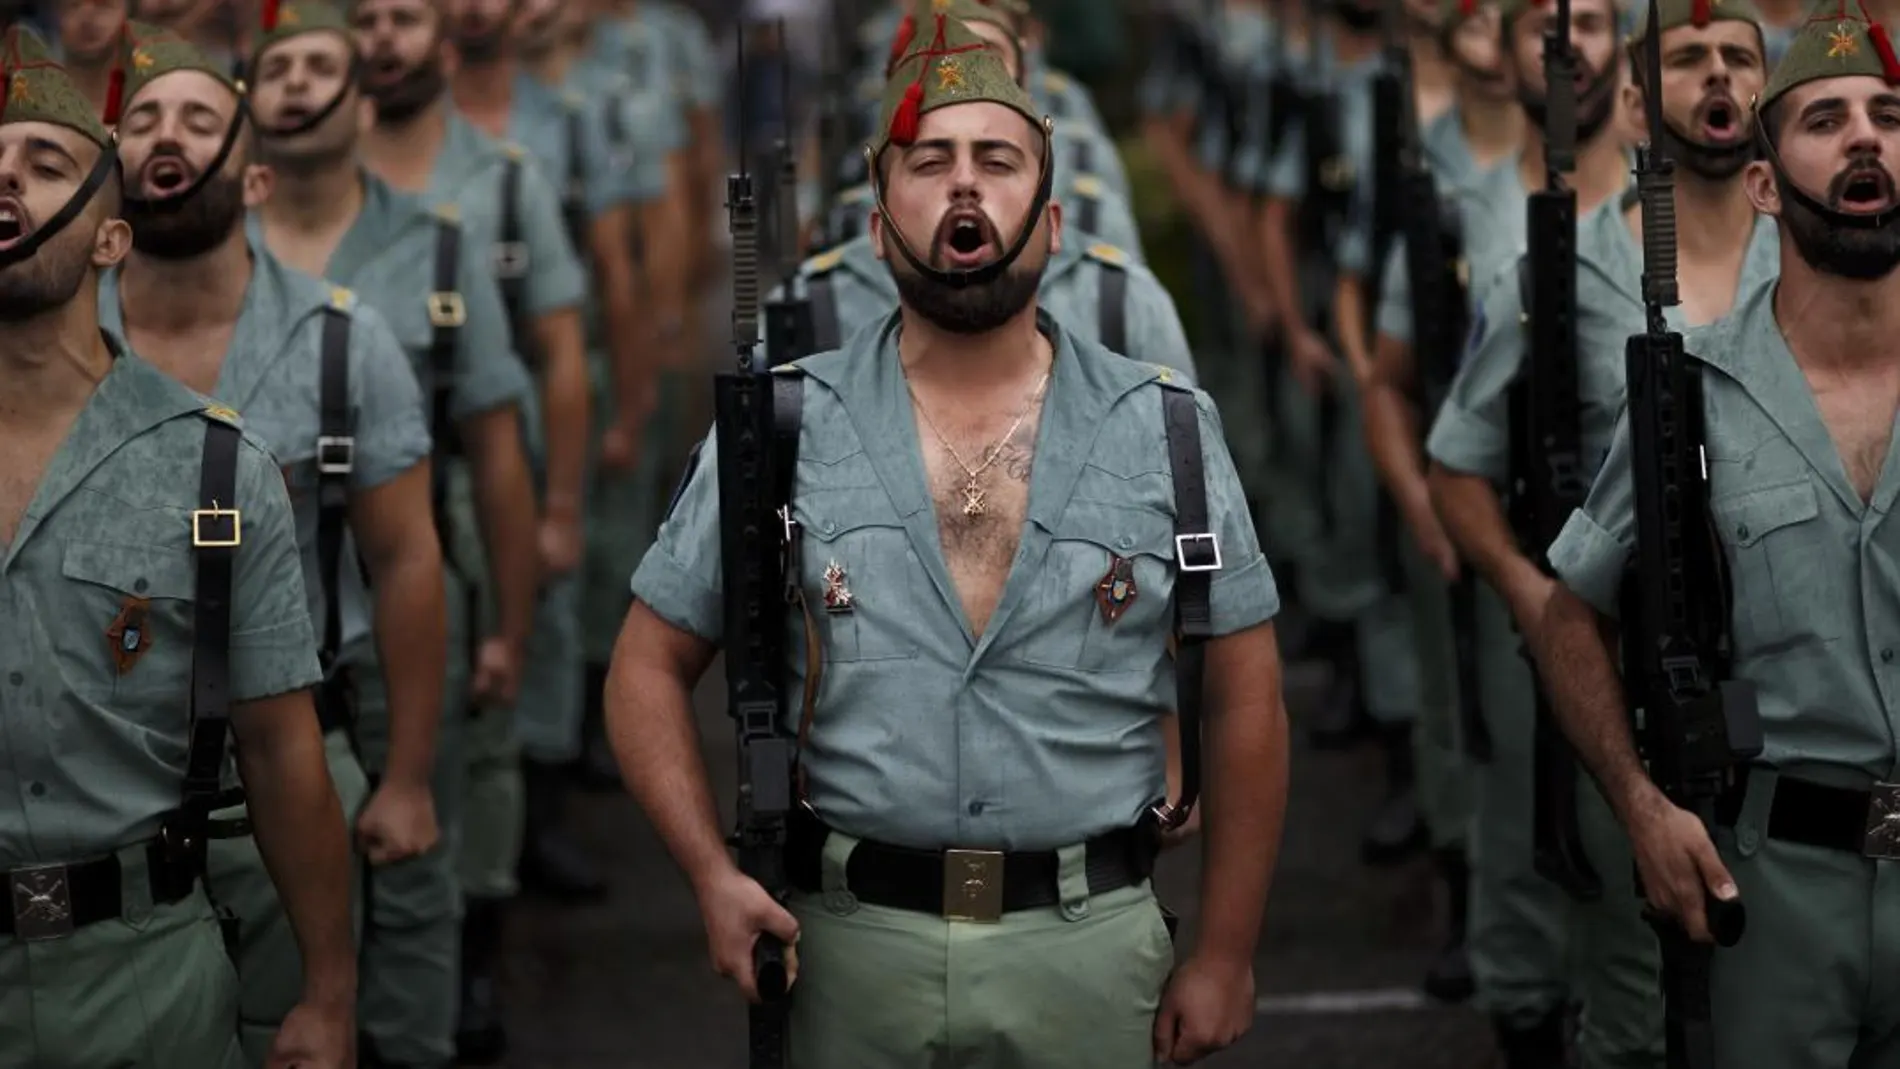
1712, 480, 1819, 548
62, 541, 195, 601
1046, 500, 1178, 561
793, 488, 907, 542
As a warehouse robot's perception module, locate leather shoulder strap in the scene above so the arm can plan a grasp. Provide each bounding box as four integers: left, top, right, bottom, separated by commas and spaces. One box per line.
1097, 259, 1128, 355
1158, 383, 1216, 829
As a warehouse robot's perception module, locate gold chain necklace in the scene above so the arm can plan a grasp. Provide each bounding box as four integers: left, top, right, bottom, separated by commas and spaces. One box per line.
910, 370, 1052, 517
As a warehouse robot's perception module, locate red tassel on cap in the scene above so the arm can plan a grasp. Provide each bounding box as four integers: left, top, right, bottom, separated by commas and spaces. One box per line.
1460, 0, 1475, 15
1690, 0, 1711, 24
103, 66, 125, 124
1873, 22, 1900, 82
0, 74, 10, 122
887, 14, 916, 74
262, 0, 282, 33
889, 80, 924, 145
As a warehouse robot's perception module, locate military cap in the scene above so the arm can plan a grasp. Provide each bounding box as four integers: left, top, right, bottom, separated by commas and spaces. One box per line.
1628, 0, 1764, 42
871, 5, 1044, 155
116, 21, 239, 112
1440, 0, 1495, 25
251, 0, 354, 65
889, 0, 1018, 74
1759, 0, 1900, 112
0, 25, 113, 147
1496, 0, 1623, 27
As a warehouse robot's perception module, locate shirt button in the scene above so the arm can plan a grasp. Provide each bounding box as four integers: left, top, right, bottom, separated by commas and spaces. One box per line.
6, 672, 19, 686
134, 577, 149, 593
1117, 536, 1134, 550
967, 800, 985, 816
1884, 649, 1894, 664
29, 782, 45, 797
1737, 524, 1750, 540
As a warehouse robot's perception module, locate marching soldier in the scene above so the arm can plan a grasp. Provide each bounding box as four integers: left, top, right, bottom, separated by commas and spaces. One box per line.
100, 20, 451, 1065
1354, 0, 1524, 1002
0, 27, 356, 1068
48, 0, 127, 112
1537, 4, 1900, 1065
246, 3, 540, 1066
611, 15, 1288, 1068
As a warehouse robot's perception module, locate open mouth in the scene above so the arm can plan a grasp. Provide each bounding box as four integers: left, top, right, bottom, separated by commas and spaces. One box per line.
936, 210, 996, 269
145, 157, 192, 196
367, 55, 408, 86
1837, 167, 1895, 213
277, 103, 315, 127
1699, 98, 1740, 142
0, 199, 29, 250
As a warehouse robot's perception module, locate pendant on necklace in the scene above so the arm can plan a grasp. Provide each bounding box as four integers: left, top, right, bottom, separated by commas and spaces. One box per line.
960, 475, 987, 517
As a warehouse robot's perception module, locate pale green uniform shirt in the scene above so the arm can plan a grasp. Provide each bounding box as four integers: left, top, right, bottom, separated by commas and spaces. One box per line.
1427, 202, 1780, 483
0, 349, 320, 866
97, 234, 433, 666
643, 0, 722, 109
1549, 277, 1900, 776
633, 314, 1277, 850
763, 234, 1197, 384
1371, 106, 1489, 345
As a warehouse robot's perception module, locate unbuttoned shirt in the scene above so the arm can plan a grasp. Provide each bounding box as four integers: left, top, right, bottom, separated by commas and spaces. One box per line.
0, 348, 320, 866
1548, 277, 1900, 778
98, 235, 434, 667
1427, 200, 1780, 485
765, 235, 1197, 384
632, 315, 1277, 851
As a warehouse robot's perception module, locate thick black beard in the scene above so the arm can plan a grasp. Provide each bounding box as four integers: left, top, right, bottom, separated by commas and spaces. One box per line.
890, 251, 1044, 334
126, 171, 246, 261
0, 226, 92, 322
369, 58, 446, 125
1778, 169, 1900, 281
1519, 67, 1618, 144
1657, 119, 1755, 181
1336, 3, 1382, 31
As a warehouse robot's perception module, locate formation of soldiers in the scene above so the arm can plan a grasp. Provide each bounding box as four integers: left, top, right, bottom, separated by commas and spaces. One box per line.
6, 0, 1900, 1065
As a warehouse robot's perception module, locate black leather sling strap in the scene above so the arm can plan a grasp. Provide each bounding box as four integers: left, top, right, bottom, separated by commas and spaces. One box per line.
314, 307, 354, 734
806, 274, 841, 353
425, 216, 481, 670
1071, 133, 1094, 177
1097, 259, 1128, 355
1158, 384, 1214, 829
1076, 184, 1100, 236
497, 155, 531, 359
562, 105, 589, 255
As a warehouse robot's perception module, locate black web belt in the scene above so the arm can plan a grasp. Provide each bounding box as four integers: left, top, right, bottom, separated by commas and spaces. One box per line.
1717, 773, 1900, 860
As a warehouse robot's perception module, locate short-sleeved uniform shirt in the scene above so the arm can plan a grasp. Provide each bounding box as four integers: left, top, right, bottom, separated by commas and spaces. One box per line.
633, 314, 1276, 851
643, 0, 722, 110
1548, 277, 1900, 778
1427, 200, 1780, 484
1369, 105, 1490, 346
98, 235, 434, 665
766, 234, 1198, 384
0, 349, 321, 866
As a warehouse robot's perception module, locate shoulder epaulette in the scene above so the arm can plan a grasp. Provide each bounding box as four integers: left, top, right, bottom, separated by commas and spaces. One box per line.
201, 402, 242, 426
1086, 241, 1129, 266
1043, 70, 1072, 93
432, 201, 461, 223
771, 361, 807, 376
804, 247, 846, 275
327, 285, 355, 311
1071, 174, 1103, 198
562, 88, 586, 109
502, 142, 528, 162
1151, 363, 1176, 384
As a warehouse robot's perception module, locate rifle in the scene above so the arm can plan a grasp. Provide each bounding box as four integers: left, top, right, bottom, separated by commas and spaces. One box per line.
1622, 4, 1761, 1063
765, 19, 817, 367
1300, 0, 1352, 536
1508, 0, 1601, 900
713, 29, 794, 1068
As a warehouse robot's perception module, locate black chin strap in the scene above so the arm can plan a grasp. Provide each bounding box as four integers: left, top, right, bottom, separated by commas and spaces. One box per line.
864, 115, 1056, 291
123, 100, 251, 213
0, 140, 120, 269
257, 56, 362, 140
1753, 116, 1900, 231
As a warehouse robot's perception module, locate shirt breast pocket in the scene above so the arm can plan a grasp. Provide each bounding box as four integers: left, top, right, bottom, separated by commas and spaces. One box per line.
1711, 480, 1846, 654
794, 490, 919, 663
1018, 501, 1178, 673
59, 539, 197, 713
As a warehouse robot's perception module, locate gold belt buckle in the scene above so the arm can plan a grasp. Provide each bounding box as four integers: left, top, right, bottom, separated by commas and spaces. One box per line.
942, 849, 1005, 923
191, 504, 242, 548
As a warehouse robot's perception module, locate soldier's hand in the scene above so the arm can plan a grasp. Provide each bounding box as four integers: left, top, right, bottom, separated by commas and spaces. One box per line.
469, 637, 524, 708
697, 867, 801, 1004
268, 999, 354, 1068
1287, 330, 1337, 394
598, 417, 643, 474
355, 778, 439, 866
1627, 788, 1738, 944
1399, 490, 1460, 581
538, 513, 584, 577
1154, 953, 1255, 1064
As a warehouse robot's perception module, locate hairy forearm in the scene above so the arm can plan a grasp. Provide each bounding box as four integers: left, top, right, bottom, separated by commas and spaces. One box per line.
1532, 590, 1655, 821
533, 310, 591, 515
606, 622, 730, 892
367, 530, 447, 786
1195, 628, 1289, 964
1428, 465, 1542, 598
468, 414, 539, 648
235, 706, 356, 1006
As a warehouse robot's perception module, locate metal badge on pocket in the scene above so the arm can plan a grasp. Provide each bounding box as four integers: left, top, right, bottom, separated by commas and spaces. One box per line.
1095, 554, 1139, 624
106, 595, 152, 675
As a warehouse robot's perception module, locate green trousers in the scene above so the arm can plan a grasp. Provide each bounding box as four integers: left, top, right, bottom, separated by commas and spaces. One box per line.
1401, 537, 1472, 849
785, 832, 1174, 1069
0, 849, 245, 1069
580, 361, 678, 666
347, 563, 472, 1067
1706, 766, 1900, 1069
460, 700, 523, 901
206, 729, 372, 1067
1468, 585, 1662, 1066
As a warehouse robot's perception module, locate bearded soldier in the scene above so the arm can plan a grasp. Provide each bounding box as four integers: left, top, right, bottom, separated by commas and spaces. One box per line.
0, 26, 355, 1068
610, 15, 1287, 1067
1537, 4, 1900, 1064
99, 19, 451, 1066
